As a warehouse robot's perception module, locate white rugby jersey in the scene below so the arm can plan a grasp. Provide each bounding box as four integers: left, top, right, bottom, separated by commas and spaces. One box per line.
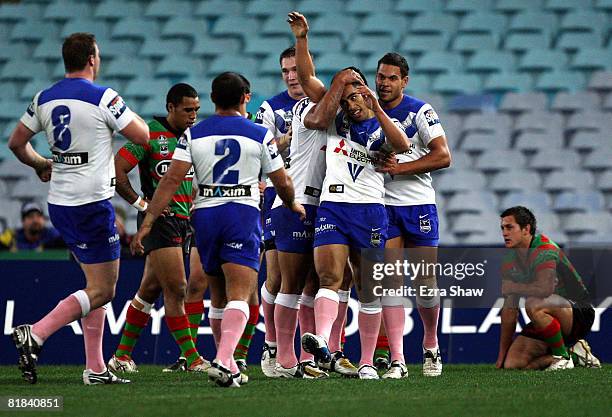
272, 97, 327, 208
20, 78, 135, 206
320, 112, 387, 205
383, 95, 445, 206
255, 90, 300, 187
173, 115, 283, 210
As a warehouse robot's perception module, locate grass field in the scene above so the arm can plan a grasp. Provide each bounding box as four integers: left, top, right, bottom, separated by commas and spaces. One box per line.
0, 365, 610, 417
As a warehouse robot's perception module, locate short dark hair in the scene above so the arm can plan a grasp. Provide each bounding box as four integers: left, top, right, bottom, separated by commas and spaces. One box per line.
501, 206, 537, 236
211, 72, 250, 109
62, 32, 96, 73
332, 66, 369, 87
279, 46, 296, 66
377, 52, 410, 78
166, 83, 198, 111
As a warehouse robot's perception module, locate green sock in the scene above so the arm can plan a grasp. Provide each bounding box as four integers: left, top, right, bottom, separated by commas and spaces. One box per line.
184, 301, 204, 344
234, 304, 259, 361
165, 315, 199, 366
115, 303, 150, 358
540, 319, 569, 359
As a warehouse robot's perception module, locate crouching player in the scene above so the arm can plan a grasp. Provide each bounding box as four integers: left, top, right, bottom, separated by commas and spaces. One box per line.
497, 206, 601, 370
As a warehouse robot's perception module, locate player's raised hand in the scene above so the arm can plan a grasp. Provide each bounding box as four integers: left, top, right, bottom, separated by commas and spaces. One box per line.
289, 201, 306, 220
356, 85, 382, 113
287, 12, 309, 38
130, 224, 152, 256
35, 158, 52, 182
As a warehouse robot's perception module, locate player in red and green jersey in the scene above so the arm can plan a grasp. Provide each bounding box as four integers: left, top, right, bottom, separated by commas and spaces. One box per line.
108, 83, 210, 374
497, 206, 600, 371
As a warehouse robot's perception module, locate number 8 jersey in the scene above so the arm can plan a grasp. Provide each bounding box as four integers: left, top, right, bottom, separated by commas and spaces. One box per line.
173, 114, 283, 210
20, 78, 135, 206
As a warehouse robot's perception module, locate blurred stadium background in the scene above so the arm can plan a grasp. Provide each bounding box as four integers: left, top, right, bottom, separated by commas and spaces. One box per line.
0, 0, 611, 246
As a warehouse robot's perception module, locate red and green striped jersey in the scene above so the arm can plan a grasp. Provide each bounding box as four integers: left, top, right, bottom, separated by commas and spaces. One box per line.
118, 117, 193, 219
501, 234, 590, 302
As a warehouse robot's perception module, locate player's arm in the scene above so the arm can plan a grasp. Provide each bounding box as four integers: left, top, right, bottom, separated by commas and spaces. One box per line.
115, 145, 148, 211
8, 122, 51, 182
502, 268, 556, 299
119, 113, 149, 146
303, 69, 359, 131
497, 294, 519, 369
288, 11, 326, 102
358, 85, 409, 153
383, 136, 451, 176
275, 125, 292, 153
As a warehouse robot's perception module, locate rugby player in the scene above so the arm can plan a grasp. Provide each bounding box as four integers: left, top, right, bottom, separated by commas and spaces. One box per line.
375, 52, 451, 377
10, 33, 149, 384
107, 83, 210, 374
288, 12, 411, 379
497, 206, 600, 370
131, 72, 304, 387
255, 46, 305, 377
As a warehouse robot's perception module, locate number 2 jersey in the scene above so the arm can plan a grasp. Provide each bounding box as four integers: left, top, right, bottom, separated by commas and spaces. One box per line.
272, 97, 327, 209
118, 117, 193, 218
173, 114, 283, 210
20, 78, 135, 206
383, 95, 445, 206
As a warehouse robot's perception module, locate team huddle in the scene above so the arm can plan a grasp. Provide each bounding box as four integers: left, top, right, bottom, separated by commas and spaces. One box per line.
9, 12, 600, 388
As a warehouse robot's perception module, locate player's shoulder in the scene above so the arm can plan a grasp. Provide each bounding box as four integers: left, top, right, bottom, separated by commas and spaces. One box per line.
293, 97, 312, 117
37, 78, 111, 107
399, 94, 429, 113
265, 90, 294, 110
533, 233, 560, 251
191, 115, 269, 143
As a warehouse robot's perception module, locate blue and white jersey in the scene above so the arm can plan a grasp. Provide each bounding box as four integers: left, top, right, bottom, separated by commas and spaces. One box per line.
20, 78, 135, 206
255, 90, 300, 187
173, 115, 283, 210
383, 95, 445, 206
320, 112, 386, 205
272, 97, 327, 208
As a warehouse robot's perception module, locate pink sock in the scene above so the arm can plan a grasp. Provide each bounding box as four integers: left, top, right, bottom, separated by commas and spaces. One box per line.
274, 294, 300, 368
383, 306, 405, 363
81, 307, 106, 373
329, 301, 348, 352
298, 296, 315, 362
314, 289, 339, 342
261, 284, 277, 343
32, 291, 88, 343
358, 311, 381, 366
215, 301, 249, 369
418, 304, 440, 349
230, 357, 239, 374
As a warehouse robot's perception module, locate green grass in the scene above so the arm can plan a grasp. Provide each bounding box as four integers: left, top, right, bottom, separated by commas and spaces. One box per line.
0, 365, 610, 417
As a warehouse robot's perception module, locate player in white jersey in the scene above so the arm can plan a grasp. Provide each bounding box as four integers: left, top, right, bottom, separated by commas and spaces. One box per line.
9, 33, 149, 385
288, 11, 411, 380
375, 52, 451, 377
131, 72, 304, 388
268, 96, 331, 378
256, 46, 305, 377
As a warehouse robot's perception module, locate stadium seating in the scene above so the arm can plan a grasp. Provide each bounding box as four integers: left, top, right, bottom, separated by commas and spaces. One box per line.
0, 0, 609, 244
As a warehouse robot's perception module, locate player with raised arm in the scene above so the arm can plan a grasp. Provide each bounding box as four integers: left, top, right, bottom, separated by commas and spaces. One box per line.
374, 52, 451, 378
497, 206, 600, 371
9, 33, 149, 385
130, 72, 304, 387
255, 46, 305, 377
288, 12, 411, 380
107, 83, 210, 374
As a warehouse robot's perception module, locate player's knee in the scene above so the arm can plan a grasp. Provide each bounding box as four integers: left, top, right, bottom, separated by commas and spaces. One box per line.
503, 355, 528, 370
318, 272, 342, 290
164, 282, 187, 303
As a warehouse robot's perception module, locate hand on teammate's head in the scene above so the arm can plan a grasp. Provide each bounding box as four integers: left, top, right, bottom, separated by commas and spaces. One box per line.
287, 12, 309, 38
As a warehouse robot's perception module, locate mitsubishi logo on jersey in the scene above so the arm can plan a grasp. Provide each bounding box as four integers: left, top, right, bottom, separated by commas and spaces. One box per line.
347, 162, 364, 182
334, 139, 349, 156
